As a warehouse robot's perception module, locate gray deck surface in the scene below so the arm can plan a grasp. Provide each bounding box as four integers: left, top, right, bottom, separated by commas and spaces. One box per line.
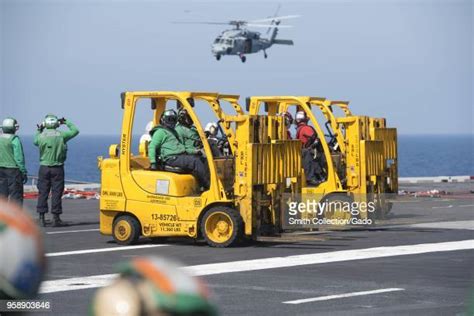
12, 182, 474, 315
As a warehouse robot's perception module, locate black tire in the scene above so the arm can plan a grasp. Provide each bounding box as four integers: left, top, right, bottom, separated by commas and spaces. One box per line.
241, 56, 246, 63
216, 55, 221, 61
112, 215, 141, 245
201, 206, 243, 248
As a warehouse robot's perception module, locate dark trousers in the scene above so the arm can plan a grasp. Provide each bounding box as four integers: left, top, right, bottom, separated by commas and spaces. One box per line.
302, 148, 326, 183
167, 155, 210, 189
0, 167, 23, 205
37, 165, 65, 214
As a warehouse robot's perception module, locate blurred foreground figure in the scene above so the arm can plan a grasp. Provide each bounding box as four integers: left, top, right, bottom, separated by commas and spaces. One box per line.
91, 256, 217, 316
0, 199, 45, 299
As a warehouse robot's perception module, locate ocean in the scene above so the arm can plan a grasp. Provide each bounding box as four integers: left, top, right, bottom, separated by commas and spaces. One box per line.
20, 134, 474, 183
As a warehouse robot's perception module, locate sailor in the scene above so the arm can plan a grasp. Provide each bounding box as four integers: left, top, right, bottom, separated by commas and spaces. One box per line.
0, 118, 27, 205
278, 111, 294, 139
205, 122, 223, 157
0, 200, 45, 299
34, 114, 79, 227
295, 111, 325, 185
139, 121, 154, 144
90, 256, 217, 316
148, 110, 210, 190
175, 108, 203, 154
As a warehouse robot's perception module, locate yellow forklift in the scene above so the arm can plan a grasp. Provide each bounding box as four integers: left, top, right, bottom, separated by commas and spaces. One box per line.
327, 101, 398, 195
98, 91, 302, 247
246, 96, 389, 219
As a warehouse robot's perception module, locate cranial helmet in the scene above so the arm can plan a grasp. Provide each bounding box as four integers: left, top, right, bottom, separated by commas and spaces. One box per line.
0, 200, 45, 299
205, 122, 218, 136
177, 108, 193, 127
279, 111, 294, 127
160, 109, 178, 129
1, 117, 19, 134
145, 121, 153, 133
295, 111, 308, 124
44, 114, 59, 129
90, 256, 217, 316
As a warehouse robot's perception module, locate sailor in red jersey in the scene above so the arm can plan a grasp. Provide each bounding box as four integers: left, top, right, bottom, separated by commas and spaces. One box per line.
295, 111, 326, 185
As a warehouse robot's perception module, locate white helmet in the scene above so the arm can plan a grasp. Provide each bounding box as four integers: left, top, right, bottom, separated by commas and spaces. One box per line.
295, 111, 308, 124
0, 200, 45, 298
205, 122, 218, 136
145, 121, 153, 133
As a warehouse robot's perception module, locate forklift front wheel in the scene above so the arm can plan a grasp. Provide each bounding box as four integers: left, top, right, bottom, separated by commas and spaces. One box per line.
202, 207, 243, 247
113, 215, 141, 245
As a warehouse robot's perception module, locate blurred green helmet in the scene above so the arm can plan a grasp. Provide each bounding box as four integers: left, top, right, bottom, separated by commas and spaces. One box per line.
0, 200, 45, 299
44, 114, 59, 129
90, 256, 217, 316
1, 117, 19, 134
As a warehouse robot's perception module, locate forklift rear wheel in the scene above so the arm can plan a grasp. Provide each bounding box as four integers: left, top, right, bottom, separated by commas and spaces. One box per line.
113, 215, 141, 245
319, 194, 353, 222
202, 207, 243, 247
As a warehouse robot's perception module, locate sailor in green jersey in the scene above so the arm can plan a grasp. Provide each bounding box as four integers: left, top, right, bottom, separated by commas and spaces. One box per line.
0, 117, 27, 205
148, 109, 210, 190
34, 114, 79, 227
175, 108, 203, 155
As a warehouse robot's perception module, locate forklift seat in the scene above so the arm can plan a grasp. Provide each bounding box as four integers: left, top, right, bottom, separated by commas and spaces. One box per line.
162, 164, 188, 174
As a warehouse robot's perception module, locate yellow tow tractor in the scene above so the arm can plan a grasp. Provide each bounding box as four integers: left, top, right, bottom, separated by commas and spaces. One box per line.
98, 91, 302, 247
247, 96, 389, 221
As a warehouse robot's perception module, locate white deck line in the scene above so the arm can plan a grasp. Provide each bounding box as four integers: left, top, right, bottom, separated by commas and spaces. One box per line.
282, 288, 405, 304
40, 239, 474, 294
46, 244, 168, 257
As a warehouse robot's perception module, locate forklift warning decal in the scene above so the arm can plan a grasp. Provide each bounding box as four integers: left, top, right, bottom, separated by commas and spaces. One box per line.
146, 195, 171, 204
103, 200, 119, 210
193, 198, 201, 207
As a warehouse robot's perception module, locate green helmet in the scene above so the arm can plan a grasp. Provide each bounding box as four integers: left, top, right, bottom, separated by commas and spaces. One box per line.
90, 256, 218, 316
1, 117, 19, 134
43, 114, 59, 129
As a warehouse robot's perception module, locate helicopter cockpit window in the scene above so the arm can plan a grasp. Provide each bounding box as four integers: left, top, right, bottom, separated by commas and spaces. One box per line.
225, 39, 233, 45
214, 37, 221, 44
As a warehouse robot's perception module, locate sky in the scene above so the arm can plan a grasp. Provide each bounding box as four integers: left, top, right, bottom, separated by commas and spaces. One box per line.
0, 0, 472, 135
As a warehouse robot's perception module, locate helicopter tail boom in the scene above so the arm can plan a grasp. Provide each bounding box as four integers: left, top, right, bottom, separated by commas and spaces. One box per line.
272, 39, 293, 45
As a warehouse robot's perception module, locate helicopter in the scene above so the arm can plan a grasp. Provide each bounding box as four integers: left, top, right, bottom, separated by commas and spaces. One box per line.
175, 14, 299, 62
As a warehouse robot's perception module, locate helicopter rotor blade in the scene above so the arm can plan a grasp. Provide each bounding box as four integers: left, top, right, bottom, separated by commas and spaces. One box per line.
246, 24, 292, 28
171, 21, 232, 25
249, 15, 300, 23
274, 4, 282, 17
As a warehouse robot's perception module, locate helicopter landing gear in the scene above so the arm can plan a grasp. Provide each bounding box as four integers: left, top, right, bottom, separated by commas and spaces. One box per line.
239, 54, 246, 63
263, 50, 268, 59
216, 55, 221, 61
